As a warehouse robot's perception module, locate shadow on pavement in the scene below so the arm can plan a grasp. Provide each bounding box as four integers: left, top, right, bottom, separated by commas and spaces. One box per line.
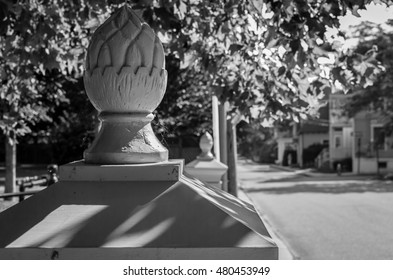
244, 181, 393, 194
249, 169, 281, 173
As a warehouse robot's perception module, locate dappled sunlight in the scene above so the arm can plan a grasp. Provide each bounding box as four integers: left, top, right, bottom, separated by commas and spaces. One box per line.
181, 175, 255, 211
104, 218, 175, 247
0, 180, 174, 248
221, 215, 239, 229
105, 204, 154, 241
180, 175, 275, 246
0, 165, 279, 252
15, 205, 108, 248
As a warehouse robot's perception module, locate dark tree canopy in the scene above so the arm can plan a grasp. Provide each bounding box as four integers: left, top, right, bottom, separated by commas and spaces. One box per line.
1, 0, 392, 146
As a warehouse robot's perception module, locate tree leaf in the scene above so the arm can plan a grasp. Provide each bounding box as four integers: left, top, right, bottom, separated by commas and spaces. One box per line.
228, 44, 243, 55
278, 66, 286, 76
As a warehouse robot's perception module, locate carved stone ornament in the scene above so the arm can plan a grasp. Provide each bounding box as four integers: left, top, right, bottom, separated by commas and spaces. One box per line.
83, 4, 168, 164
197, 132, 214, 161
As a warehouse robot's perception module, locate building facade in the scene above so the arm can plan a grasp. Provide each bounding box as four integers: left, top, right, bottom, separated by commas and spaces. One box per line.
330, 92, 393, 174
329, 93, 353, 170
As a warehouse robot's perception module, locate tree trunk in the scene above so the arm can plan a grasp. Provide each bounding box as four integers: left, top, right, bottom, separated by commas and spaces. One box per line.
5, 134, 17, 200
227, 118, 238, 197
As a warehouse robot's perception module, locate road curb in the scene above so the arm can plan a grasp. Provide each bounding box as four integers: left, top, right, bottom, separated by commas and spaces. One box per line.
238, 186, 298, 260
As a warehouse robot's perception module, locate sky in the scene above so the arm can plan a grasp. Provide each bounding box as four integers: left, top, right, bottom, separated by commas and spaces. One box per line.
339, 3, 393, 31
316, 3, 393, 87
323, 3, 393, 50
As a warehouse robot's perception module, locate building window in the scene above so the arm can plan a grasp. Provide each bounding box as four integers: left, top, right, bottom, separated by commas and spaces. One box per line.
334, 135, 342, 148
378, 161, 387, 169
371, 125, 386, 150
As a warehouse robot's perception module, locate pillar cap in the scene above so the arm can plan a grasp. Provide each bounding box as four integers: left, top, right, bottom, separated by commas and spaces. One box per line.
185, 132, 228, 184
197, 132, 215, 161
84, 5, 167, 114
82, 4, 168, 164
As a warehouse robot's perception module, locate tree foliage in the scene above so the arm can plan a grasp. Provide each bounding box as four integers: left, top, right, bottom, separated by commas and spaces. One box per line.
1, 0, 392, 147
143, 0, 392, 125
237, 121, 277, 163
344, 20, 393, 134
0, 0, 93, 144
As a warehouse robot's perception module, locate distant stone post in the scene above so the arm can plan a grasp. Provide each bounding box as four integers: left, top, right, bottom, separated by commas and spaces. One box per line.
185, 132, 228, 189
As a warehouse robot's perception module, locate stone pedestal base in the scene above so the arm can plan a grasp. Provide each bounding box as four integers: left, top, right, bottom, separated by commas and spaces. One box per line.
0, 160, 278, 260
84, 113, 168, 164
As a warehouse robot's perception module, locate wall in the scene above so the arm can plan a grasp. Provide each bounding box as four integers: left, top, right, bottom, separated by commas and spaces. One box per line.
329, 93, 353, 168
353, 111, 372, 157
353, 157, 393, 174
276, 137, 293, 165
303, 133, 329, 148
298, 132, 329, 167
329, 125, 353, 165
352, 111, 393, 174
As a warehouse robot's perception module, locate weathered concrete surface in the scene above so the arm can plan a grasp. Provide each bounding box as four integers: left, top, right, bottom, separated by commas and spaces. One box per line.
0, 161, 277, 260
238, 159, 393, 259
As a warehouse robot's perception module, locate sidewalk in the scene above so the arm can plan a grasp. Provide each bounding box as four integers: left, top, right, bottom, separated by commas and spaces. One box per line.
237, 187, 294, 260
236, 159, 295, 260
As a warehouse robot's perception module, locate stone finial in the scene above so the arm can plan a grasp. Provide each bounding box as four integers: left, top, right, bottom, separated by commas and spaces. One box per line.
185, 131, 228, 189
83, 4, 168, 164
197, 132, 214, 161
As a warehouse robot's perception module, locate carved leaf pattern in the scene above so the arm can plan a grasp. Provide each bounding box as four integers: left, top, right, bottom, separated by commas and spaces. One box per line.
86, 6, 165, 74
84, 5, 167, 113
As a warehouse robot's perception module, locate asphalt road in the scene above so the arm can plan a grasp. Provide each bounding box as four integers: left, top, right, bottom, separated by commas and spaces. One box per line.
238, 159, 393, 260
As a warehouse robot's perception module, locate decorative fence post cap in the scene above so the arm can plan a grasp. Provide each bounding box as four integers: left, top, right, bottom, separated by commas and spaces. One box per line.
197, 132, 214, 161
84, 5, 167, 113
185, 132, 228, 189
83, 4, 168, 164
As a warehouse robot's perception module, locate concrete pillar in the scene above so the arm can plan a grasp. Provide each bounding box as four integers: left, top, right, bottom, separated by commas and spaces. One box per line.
212, 95, 220, 161
0, 4, 278, 260
185, 132, 228, 189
